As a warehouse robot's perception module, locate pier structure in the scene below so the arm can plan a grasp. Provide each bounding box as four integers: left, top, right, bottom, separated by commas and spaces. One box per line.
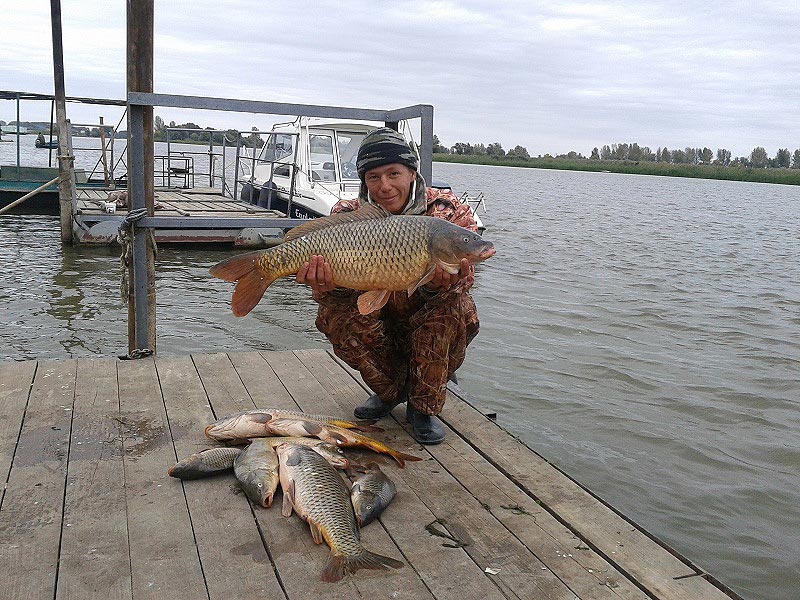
0, 349, 741, 600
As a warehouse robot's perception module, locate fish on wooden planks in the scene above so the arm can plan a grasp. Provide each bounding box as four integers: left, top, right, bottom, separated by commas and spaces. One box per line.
265, 418, 422, 468
209, 204, 496, 316
233, 438, 280, 508
276, 443, 404, 582
204, 408, 381, 442
348, 463, 397, 527
258, 436, 351, 470
168, 446, 241, 480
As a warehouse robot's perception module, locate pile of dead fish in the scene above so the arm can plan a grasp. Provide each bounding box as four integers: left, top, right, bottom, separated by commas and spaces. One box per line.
168, 408, 419, 582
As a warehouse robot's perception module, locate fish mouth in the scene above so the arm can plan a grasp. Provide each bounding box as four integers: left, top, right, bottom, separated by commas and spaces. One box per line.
477, 245, 496, 260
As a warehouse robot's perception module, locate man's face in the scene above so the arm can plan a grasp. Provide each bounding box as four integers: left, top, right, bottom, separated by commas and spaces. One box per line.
363, 163, 416, 214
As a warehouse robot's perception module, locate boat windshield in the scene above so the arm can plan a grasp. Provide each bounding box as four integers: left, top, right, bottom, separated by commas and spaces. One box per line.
309, 133, 337, 182
335, 131, 367, 180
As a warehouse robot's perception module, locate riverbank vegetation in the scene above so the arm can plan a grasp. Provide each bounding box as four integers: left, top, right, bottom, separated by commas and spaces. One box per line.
433, 137, 800, 185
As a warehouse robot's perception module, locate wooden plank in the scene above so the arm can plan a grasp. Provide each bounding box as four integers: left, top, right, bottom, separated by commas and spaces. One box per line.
0, 359, 76, 600
294, 350, 579, 600
0, 360, 35, 507
116, 358, 208, 599
427, 427, 648, 600
56, 358, 132, 600
192, 352, 364, 600
263, 350, 464, 600
227, 351, 297, 410
439, 395, 734, 600
156, 354, 285, 599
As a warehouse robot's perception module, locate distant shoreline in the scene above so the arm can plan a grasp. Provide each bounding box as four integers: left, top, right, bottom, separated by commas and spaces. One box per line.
434, 154, 800, 186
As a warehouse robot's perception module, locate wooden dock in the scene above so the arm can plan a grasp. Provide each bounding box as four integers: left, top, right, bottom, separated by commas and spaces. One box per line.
0, 350, 739, 600
75, 188, 288, 245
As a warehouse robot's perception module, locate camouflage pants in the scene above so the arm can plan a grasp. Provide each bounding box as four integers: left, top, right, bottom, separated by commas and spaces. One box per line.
315, 291, 480, 415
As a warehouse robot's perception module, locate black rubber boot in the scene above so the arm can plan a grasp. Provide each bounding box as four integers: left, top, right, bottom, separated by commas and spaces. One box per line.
406, 405, 445, 445
353, 394, 405, 420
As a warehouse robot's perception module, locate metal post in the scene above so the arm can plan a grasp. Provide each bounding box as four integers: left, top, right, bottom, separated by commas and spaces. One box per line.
15, 94, 20, 180
50, 0, 75, 244
129, 105, 149, 350
127, 0, 156, 354
419, 105, 433, 186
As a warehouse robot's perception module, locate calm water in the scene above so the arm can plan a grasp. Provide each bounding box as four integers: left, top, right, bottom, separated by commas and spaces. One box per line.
2, 158, 799, 600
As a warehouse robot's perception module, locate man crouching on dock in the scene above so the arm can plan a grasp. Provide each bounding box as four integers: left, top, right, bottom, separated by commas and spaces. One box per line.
296, 128, 481, 444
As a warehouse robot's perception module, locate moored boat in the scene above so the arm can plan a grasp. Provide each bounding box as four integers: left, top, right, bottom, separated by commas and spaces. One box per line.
239, 118, 485, 232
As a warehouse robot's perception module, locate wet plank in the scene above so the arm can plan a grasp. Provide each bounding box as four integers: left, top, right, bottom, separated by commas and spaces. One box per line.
0, 360, 35, 507
56, 358, 132, 600
116, 358, 208, 600
0, 359, 76, 600
156, 354, 286, 599
439, 395, 733, 600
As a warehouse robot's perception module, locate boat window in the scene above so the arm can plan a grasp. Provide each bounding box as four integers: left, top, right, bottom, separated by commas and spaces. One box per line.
273, 164, 291, 177
309, 134, 336, 182
263, 133, 294, 162
336, 132, 367, 180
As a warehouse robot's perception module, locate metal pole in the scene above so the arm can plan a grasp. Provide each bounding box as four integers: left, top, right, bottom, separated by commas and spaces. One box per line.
48, 100, 55, 167
127, 0, 156, 353
129, 105, 149, 350
419, 105, 434, 186
15, 93, 20, 179
50, 0, 75, 244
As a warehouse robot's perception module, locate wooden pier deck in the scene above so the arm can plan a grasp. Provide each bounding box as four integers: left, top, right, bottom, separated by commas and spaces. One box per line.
0, 350, 738, 600
75, 188, 287, 245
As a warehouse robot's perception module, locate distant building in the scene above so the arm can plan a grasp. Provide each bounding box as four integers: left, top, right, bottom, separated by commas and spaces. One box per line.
1, 124, 28, 134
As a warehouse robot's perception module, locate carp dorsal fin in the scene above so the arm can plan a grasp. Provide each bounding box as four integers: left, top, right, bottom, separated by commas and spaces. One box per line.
357, 290, 391, 315
283, 204, 390, 242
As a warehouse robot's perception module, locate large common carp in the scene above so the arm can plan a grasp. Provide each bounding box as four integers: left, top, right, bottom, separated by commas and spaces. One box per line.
277, 444, 404, 582
209, 204, 496, 316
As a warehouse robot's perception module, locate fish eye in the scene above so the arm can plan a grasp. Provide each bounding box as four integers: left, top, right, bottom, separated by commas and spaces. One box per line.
463, 236, 469, 243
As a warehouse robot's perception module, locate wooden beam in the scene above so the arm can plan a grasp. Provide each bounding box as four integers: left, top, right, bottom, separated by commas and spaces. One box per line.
49, 0, 74, 244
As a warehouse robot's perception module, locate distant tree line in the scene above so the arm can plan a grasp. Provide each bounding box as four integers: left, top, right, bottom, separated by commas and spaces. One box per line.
153, 116, 263, 148
588, 143, 800, 169
433, 135, 530, 160
434, 134, 800, 170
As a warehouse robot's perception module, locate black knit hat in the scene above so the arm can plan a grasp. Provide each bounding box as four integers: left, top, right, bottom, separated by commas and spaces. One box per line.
356, 127, 419, 180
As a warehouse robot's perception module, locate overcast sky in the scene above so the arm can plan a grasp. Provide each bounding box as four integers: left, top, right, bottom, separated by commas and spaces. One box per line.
2, 1, 799, 158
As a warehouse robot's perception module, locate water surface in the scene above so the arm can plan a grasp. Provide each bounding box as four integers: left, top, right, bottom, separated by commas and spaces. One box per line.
1, 160, 798, 599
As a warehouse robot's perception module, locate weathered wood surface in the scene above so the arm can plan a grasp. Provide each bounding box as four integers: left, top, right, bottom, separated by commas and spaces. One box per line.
0, 351, 740, 600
